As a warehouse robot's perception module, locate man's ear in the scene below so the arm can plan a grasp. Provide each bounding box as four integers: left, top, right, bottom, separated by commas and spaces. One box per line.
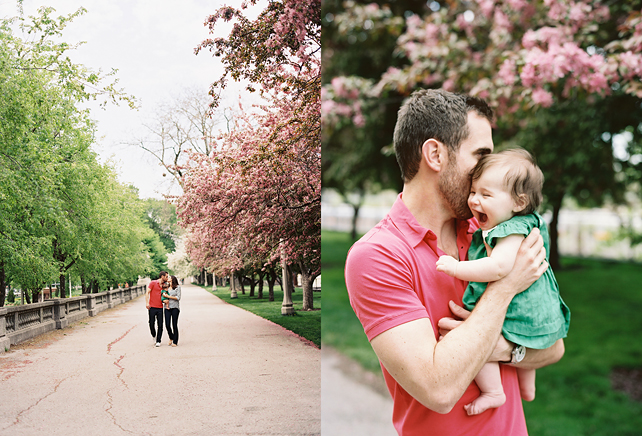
513, 194, 529, 213
421, 139, 445, 172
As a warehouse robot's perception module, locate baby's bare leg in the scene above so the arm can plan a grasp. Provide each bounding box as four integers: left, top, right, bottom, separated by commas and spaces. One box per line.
464, 362, 506, 416
517, 368, 536, 401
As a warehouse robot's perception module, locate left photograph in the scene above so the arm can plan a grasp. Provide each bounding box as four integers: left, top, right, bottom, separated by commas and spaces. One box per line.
0, 1, 321, 435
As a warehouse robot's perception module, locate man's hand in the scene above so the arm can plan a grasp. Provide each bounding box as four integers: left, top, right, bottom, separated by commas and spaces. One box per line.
498, 227, 548, 297
438, 301, 513, 362
436, 255, 458, 277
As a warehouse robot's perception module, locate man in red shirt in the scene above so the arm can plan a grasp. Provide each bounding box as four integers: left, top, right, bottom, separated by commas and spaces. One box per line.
345, 89, 565, 435
146, 271, 168, 347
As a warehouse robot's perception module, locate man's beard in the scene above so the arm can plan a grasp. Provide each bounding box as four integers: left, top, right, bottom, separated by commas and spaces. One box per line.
438, 158, 473, 220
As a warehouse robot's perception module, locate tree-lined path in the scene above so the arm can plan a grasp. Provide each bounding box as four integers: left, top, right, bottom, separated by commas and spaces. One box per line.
0, 284, 320, 436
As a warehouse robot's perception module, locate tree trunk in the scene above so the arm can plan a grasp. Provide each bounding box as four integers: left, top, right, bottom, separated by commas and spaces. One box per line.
59, 273, 67, 299
291, 268, 297, 293
267, 266, 276, 302
257, 270, 265, 299
350, 202, 361, 241
236, 271, 245, 295
248, 273, 256, 297
298, 261, 315, 311
81, 276, 87, 294
341, 188, 365, 241
0, 262, 6, 308
549, 195, 563, 271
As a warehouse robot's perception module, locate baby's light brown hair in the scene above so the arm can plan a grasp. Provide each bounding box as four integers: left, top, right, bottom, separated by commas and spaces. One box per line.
470, 148, 544, 215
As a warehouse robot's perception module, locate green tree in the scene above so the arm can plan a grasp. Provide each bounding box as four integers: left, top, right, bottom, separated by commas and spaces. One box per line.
321, 1, 419, 238
0, 6, 152, 303
143, 199, 180, 253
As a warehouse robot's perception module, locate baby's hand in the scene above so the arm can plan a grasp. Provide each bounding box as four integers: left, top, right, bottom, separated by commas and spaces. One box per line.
436, 255, 458, 277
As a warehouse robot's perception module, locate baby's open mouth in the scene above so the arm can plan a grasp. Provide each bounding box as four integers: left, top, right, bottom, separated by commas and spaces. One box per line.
477, 212, 488, 225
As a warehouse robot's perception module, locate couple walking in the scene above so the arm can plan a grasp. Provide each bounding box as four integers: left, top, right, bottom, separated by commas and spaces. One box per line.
145, 271, 181, 347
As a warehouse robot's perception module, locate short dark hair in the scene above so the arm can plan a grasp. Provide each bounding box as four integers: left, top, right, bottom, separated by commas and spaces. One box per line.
471, 148, 544, 215
159, 271, 168, 278
393, 89, 493, 182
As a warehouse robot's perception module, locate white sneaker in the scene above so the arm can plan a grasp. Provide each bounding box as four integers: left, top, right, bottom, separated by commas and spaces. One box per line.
155, 342, 161, 347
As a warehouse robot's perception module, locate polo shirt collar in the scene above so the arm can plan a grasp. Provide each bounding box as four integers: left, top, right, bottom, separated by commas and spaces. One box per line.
390, 194, 478, 248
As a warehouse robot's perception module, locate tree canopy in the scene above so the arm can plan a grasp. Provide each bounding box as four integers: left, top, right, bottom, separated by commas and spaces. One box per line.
1, 7, 163, 304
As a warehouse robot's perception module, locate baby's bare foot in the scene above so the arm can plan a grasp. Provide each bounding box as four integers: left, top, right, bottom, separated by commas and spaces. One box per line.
464, 391, 506, 416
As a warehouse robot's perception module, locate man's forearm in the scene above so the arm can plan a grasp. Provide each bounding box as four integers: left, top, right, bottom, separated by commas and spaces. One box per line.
513, 339, 564, 370
374, 281, 516, 414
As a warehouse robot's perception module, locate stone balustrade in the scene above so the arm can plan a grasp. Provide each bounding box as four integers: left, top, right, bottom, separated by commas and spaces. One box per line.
0, 285, 146, 353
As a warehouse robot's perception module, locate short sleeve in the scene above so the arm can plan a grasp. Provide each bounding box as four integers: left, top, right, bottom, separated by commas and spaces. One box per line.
485, 214, 538, 248
345, 240, 428, 341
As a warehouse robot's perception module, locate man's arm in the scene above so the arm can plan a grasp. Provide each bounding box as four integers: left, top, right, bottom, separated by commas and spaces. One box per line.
441, 302, 565, 369
145, 284, 151, 309
370, 228, 547, 414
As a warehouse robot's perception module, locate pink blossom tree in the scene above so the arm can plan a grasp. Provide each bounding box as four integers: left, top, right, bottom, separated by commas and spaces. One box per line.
178, 89, 320, 309
178, 0, 320, 309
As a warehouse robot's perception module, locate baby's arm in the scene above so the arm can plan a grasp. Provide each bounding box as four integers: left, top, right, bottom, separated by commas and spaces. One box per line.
436, 234, 524, 282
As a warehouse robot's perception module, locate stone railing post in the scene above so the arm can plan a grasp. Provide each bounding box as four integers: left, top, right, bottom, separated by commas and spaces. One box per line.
53, 299, 68, 329
0, 308, 10, 353
87, 294, 97, 316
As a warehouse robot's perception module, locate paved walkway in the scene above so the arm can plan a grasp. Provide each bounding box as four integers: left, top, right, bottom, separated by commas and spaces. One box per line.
321, 347, 396, 436
0, 284, 320, 436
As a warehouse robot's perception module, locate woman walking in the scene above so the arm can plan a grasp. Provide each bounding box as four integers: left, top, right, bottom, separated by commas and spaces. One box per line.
164, 275, 181, 347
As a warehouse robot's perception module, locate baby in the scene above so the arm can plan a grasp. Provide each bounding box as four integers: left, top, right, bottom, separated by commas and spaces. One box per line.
436, 148, 570, 416
161, 280, 171, 310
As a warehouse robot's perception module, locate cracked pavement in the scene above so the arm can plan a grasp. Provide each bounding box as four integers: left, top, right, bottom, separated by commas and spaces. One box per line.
0, 284, 320, 436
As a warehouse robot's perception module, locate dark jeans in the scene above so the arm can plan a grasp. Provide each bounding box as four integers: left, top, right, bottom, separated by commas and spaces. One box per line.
164, 308, 180, 344
148, 307, 163, 343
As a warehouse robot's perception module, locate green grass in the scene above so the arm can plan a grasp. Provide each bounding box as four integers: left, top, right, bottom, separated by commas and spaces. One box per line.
321, 230, 382, 372
322, 230, 642, 435
201, 284, 321, 348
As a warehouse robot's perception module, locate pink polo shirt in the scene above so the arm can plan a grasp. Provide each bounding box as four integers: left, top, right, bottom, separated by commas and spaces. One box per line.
345, 194, 527, 436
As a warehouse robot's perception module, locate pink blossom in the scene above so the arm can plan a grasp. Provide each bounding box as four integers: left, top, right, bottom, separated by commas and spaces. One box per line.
522, 29, 538, 49
456, 13, 471, 30
498, 59, 517, 85
442, 78, 456, 91
406, 14, 423, 29
531, 87, 554, 107
475, 0, 495, 19
493, 9, 512, 32
352, 113, 365, 127
586, 73, 608, 93
506, 0, 528, 11
569, 3, 589, 23
546, 0, 565, 21
364, 3, 380, 14
425, 23, 440, 41
520, 59, 540, 87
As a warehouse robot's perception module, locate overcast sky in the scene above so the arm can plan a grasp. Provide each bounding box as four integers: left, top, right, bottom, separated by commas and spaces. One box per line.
1, 0, 257, 199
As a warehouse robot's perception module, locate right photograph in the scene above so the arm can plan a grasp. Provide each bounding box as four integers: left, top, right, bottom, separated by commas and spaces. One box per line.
321, 1, 642, 436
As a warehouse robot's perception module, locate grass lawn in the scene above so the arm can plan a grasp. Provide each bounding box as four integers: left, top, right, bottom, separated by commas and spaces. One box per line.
322, 230, 642, 436
200, 283, 321, 348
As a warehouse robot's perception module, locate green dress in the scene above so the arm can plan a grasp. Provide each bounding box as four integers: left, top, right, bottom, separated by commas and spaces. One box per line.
462, 212, 570, 349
